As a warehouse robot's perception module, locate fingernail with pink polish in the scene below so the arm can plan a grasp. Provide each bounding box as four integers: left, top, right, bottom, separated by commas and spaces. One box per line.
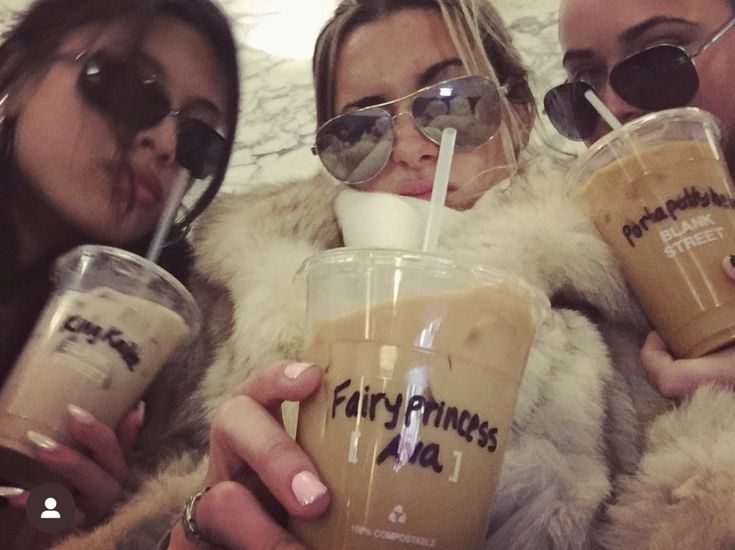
284, 362, 314, 380
291, 471, 327, 506
0, 487, 24, 498
27, 430, 58, 452
67, 404, 96, 425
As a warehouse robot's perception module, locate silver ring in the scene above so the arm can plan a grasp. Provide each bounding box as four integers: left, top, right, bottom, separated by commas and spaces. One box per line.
181, 486, 213, 545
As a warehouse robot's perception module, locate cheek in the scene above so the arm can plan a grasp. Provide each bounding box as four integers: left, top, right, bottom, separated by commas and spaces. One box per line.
692, 56, 735, 133
452, 138, 506, 184
15, 82, 116, 193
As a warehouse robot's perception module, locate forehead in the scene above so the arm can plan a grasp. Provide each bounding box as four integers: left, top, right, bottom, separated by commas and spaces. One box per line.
334, 8, 458, 107
143, 16, 229, 114
559, 0, 730, 50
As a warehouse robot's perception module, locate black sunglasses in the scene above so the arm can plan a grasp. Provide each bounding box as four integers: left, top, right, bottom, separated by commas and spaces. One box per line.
62, 50, 227, 179
544, 15, 735, 140
312, 75, 508, 185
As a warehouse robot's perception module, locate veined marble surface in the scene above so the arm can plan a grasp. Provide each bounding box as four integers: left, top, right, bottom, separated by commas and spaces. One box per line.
0, 0, 572, 193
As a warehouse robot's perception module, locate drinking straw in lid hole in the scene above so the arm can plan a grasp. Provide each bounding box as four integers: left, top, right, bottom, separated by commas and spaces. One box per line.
584, 88, 647, 171
422, 127, 457, 252
584, 89, 623, 131
146, 170, 191, 263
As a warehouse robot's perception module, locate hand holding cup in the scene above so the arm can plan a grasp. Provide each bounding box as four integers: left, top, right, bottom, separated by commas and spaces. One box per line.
639, 255, 735, 398
166, 360, 329, 550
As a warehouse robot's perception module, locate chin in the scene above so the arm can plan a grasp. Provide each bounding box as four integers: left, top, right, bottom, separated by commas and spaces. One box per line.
446, 194, 478, 211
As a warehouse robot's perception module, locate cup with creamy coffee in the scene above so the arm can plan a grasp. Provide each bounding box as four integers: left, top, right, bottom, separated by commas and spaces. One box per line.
289, 248, 548, 550
572, 107, 735, 358
0, 245, 200, 487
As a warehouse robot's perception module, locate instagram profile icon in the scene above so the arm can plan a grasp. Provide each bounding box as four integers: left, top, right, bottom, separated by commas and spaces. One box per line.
26, 483, 76, 533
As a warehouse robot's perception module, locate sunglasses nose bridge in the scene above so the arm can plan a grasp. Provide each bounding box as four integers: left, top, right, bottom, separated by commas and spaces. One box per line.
391, 109, 417, 126
391, 110, 434, 143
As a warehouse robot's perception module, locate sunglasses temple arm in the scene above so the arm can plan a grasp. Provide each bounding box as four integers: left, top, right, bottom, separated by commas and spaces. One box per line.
694, 15, 735, 56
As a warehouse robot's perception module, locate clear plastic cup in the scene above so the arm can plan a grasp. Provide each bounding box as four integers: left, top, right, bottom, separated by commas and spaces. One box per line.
290, 248, 548, 550
0, 245, 200, 487
572, 107, 735, 358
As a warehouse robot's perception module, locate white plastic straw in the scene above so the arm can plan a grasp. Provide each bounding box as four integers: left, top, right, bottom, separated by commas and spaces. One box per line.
422, 127, 457, 252
584, 89, 623, 131
584, 88, 647, 171
146, 170, 190, 263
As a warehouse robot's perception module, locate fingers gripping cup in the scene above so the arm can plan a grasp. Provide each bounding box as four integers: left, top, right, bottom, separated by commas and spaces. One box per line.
572, 108, 735, 358
0, 245, 200, 487
290, 249, 548, 550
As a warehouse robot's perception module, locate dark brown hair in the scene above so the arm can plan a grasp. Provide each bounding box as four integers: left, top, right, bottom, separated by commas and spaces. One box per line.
0, 0, 240, 275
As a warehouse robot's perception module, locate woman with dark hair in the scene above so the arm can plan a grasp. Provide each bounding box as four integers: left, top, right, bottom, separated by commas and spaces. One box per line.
0, 0, 239, 543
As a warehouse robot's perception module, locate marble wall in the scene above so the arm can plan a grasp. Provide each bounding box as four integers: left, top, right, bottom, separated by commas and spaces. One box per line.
0, 0, 570, 193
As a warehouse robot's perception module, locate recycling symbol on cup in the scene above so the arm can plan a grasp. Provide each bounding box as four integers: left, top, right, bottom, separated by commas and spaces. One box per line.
389, 505, 407, 524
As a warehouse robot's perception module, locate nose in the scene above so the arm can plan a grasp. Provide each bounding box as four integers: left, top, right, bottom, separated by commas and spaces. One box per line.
390, 111, 437, 169
590, 83, 644, 141
132, 115, 177, 166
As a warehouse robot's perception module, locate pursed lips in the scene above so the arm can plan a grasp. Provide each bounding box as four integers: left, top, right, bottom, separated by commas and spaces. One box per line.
396, 179, 455, 199
128, 166, 165, 206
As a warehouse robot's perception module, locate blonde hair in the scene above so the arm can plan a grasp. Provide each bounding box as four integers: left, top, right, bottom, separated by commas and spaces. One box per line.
312, 0, 536, 174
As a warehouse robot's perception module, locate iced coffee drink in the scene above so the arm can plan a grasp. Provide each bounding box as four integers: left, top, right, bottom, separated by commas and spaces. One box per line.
290, 249, 547, 550
0, 246, 200, 487
573, 108, 735, 358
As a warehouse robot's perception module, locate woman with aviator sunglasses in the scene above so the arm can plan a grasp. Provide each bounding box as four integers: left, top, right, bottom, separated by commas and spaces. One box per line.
53, 1, 726, 549
550, 0, 735, 546
0, 0, 239, 544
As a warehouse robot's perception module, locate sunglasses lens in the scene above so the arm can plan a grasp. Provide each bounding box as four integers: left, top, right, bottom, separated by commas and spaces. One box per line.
543, 81, 599, 141
78, 52, 171, 131
176, 118, 227, 179
314, 108, 393, 184
413, 76, 502, 148
611, 45, 699, 111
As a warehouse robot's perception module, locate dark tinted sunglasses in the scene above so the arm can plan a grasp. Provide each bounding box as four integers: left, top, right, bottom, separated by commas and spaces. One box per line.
63, 50, 226, 179
312, 75, 507, 185
544, 15, 735, 140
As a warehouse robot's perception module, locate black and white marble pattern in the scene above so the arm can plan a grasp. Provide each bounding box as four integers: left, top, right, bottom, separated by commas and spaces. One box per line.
0, 0, 572, 192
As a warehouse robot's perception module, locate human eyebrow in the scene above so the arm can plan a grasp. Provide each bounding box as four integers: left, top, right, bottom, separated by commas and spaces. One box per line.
342, 95, 387, 112
418, 58, 463, 87
340, 58, 464, 113
562, 49, 598, 70
179, 98, 222, 119
618, 16, 697, 46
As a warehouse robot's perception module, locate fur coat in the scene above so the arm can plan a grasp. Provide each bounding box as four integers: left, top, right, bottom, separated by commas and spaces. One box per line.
55, 168, 735, 550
